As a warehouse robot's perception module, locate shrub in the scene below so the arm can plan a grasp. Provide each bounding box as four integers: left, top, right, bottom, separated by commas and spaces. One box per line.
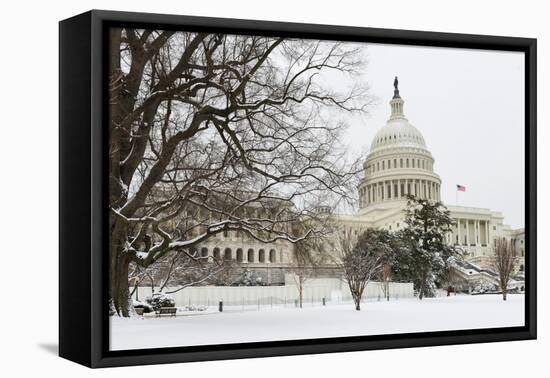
133, 300, 154, 313
145, 292, 175, 310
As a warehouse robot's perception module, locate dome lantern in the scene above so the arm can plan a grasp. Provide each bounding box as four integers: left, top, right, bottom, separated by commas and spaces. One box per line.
390, 76, 405, 120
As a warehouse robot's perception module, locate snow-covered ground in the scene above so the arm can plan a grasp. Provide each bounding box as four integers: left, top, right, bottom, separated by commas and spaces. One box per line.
110, 294, 525, 351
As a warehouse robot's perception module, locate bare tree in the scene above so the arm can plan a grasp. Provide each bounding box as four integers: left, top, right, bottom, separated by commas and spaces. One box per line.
492, 237, 516, 301
289, 239, 318, 309
338, 228, 387, 310
128, 250, 236, 299
289, 215, 337, 308
108, 30, 371, 316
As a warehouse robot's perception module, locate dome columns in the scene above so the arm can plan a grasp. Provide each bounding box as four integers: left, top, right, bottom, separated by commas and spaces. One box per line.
360, 178, 441, 208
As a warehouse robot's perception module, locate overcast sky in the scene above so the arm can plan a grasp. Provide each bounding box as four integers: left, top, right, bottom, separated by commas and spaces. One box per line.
340, 43, 525, 228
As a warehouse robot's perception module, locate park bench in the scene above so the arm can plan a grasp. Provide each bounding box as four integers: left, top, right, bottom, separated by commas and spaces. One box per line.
156, 307, 177, 317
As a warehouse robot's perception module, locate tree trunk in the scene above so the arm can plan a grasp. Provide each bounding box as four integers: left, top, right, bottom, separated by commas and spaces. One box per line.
299, 283, 303, 308
502, 289, 507, 301
418, 272, 426, 300
111, 250, 132, 317
355, 298, 361, 311
110, 220, 133, 317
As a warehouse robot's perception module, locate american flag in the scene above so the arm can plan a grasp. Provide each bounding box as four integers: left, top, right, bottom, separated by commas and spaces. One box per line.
456, 184, 466, 192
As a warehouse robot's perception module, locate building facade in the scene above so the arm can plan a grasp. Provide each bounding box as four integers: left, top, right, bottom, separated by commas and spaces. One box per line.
337, 78, 524, 276
196, 78, 524, 286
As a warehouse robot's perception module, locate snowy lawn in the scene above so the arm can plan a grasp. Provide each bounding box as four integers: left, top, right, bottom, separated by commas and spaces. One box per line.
110, 294, 524, 351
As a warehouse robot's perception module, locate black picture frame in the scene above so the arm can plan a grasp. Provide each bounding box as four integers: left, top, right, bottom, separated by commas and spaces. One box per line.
59, 9, 537, 368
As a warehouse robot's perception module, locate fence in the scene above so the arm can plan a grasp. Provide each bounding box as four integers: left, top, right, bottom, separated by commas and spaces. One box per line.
132, 278, 414, 309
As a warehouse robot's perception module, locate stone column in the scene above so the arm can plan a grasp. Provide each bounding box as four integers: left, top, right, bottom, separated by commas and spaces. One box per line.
476, 220, 480, 245
486, 221, 490, 246
466, 219, 470, 247
457, 219, 461, 245
397, 179, 401, 199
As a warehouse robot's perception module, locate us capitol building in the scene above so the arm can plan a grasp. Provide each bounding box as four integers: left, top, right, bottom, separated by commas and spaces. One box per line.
198, 78, 525, 289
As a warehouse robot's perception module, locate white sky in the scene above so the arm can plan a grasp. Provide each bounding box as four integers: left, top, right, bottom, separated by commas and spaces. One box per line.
340, 43, 525, 228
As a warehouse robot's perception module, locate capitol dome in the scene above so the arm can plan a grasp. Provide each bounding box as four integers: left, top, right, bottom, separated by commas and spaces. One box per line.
358, 77, 441, 210
370, 118, 427, 152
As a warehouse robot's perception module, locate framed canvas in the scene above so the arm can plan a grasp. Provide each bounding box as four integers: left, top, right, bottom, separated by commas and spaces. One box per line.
59, 10, 537, 368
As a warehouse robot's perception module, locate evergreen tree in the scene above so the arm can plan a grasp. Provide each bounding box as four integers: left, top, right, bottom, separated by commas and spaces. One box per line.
395, 195, 461, 299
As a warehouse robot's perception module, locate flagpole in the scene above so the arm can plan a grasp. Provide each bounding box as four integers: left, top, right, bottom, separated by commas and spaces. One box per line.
456, 190, 458, 206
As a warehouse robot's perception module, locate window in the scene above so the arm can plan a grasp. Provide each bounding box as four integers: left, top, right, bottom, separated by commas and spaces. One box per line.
213, 248, 220, 260
394, 159, 397, 168
382, 161, 385, 170
400, 159, 403, 168
259, 249, 266, 263
200, 247, 208, 258
236, 248, 243, 262
412, 159, 415, 168
406, 159, 409, 168
493, 226, 497, 230
224, 248, 232, 260
269, 249, 276, 263
247, 249, 254, 262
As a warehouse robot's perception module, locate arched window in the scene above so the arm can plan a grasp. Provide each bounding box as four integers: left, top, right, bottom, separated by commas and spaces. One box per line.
247, 248, 255, 263
269, 249, 276, 263
400, 158, 403, 168
412, 159, 415, 168
224, 248, 232, 260
259, 249, 266, 263
406, 159, 409, 168
200, 247, 208, 258
236, 248, 243, 262
213, 247, 220, 260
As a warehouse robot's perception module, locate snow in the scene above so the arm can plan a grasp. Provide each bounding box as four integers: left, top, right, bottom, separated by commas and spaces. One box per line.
110, 294, 525, 351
